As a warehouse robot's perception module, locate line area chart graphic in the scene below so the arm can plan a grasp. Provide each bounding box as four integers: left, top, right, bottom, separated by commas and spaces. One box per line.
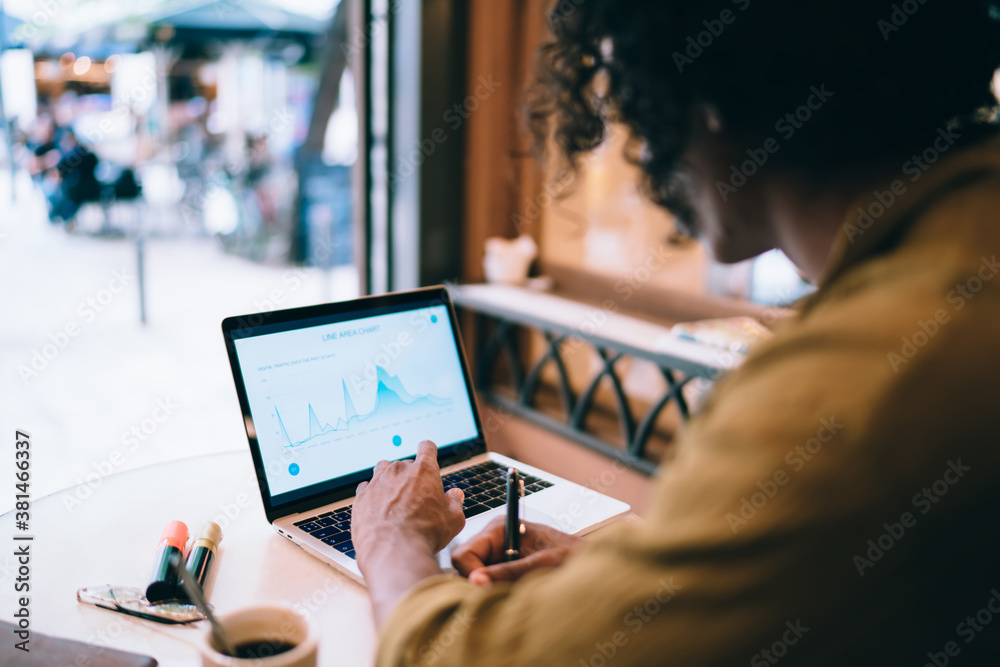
232, 305, 480, 495
275, 366, 451, 448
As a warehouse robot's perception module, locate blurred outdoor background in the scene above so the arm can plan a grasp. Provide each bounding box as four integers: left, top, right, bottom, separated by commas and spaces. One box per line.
0, 0, 815, 513
0, 0, 365, 508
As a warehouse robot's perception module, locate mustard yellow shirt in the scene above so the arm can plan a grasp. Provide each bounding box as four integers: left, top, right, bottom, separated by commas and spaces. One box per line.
377, 132, 1000, 666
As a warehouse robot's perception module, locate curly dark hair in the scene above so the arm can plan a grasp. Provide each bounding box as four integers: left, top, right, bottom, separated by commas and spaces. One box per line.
528, 0, 1000, 225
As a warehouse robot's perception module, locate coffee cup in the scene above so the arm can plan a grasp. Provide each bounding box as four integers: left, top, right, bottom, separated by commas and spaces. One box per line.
200, 605, 317, 667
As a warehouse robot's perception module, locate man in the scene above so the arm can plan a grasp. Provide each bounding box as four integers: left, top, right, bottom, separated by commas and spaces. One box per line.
353, 1, 1000, 664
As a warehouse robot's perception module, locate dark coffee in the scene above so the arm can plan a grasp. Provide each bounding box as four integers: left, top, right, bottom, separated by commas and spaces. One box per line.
233, 640, 296, 659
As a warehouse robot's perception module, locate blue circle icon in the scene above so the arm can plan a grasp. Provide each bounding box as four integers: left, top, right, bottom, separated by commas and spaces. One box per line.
430, 315, 438, 323
289, 463, 300, 476
392, 435, 402, 447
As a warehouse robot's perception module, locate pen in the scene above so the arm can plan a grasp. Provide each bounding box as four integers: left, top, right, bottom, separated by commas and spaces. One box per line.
504, 467, 523, 562
182, 521, 222, 599
146, 520, 188, 603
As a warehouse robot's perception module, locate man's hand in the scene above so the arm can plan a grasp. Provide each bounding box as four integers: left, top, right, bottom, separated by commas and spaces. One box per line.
452, 516, 582, 586
353, 440, 466, 559
352, 440, 466, 628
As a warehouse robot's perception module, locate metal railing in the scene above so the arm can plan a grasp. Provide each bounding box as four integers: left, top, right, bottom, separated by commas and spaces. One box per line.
450, 284, 732, 475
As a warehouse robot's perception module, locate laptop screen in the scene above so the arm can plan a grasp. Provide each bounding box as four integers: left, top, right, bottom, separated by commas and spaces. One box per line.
226, 292, 481, 509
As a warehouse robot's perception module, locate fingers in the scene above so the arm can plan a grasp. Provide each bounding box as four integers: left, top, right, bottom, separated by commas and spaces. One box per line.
451, 519, 574, 579
445, 486, 465, 516
371, 459, 391, 482
371, 441, 437, 483
444, 487, 466, 534
416, 440, 438, 468
468, 549, 563, 586
356, 481, 369, 495
451, 516, 507, 576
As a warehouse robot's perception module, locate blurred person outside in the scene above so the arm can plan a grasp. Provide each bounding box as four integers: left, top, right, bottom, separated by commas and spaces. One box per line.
49, 128, 101, 225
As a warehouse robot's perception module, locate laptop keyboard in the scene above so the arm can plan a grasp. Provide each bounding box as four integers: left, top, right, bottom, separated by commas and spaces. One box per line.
441, 459, 553, 518
291, 460, 554, 559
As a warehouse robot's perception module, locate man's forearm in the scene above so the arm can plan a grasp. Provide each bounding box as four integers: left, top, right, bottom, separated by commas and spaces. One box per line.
359, 533, 444, 628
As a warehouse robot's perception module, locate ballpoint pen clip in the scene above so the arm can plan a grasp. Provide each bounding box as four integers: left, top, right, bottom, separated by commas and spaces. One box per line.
505, 467, 522, 562
517, 478, 525, 532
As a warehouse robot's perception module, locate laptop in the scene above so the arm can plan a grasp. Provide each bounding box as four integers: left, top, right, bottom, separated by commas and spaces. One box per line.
221, 286, 630, 582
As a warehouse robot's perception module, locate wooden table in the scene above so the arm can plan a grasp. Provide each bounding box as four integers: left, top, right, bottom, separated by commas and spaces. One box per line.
3, 449, 640, 666
1, 451, 376, 666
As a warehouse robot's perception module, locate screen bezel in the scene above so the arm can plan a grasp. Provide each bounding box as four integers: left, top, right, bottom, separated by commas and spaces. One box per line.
221, 286, 486, 523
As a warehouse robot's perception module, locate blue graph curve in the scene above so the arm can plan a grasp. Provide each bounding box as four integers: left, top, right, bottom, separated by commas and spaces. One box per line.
276, 366, 450, 447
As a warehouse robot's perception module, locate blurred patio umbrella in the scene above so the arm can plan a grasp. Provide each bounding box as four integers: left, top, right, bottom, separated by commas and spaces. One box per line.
146, 0, 326, 43
0, 9, 23, 47
7, 0, 327, 57
0, 8, 26, 196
